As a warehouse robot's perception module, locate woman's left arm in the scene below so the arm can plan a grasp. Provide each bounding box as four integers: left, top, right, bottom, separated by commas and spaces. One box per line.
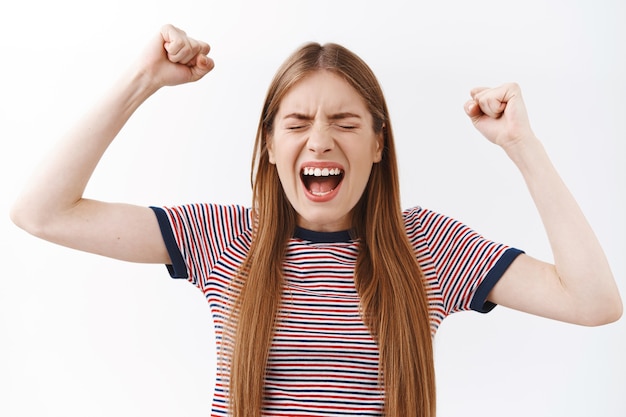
465, 83, 622, 326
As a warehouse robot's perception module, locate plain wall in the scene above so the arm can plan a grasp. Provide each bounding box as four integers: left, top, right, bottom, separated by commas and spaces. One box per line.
1, 0, 624, 416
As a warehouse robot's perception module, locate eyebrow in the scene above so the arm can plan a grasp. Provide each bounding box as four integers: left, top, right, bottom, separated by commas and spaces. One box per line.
283, 112, 362, 121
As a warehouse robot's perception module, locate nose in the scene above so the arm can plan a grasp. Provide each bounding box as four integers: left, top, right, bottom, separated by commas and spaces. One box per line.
307, 122, 334, 154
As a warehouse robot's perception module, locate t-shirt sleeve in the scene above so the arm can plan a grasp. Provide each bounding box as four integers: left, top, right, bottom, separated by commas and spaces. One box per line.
404, 206, 524, 316
149, 204, 253, 290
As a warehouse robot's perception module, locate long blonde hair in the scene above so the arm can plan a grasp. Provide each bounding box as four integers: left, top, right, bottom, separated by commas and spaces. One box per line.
227, 42, 435, 417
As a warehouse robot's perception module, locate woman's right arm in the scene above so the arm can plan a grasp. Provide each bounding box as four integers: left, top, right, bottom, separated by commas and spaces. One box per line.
10, 24, 214, 264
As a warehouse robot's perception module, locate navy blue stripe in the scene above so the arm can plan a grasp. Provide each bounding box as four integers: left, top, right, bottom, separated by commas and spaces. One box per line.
150, 206, 188, 279
470, 247, 524, 313
294, 227, 353, 243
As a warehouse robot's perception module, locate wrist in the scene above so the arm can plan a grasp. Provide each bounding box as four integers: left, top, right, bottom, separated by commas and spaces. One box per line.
127, 64, 163, 97
502, 134, 545, 168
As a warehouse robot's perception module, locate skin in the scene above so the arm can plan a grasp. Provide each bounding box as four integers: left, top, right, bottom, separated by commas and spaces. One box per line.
464, 86, 621, 325
10, 24, 622, 326
267, 70, 383, 232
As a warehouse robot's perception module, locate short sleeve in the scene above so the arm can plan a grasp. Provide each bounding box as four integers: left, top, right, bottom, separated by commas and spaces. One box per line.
404, 206, 523, 319
149, 204, 253, 290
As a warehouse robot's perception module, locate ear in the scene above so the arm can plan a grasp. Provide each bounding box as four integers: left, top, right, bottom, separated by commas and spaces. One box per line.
266, 135, 276, 164
373, 129, 384, 163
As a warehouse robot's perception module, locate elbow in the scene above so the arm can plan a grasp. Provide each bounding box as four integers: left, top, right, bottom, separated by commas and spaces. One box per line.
600, 298, 623, 325
10, 201, 28, 233
579, 294, 623, 327
10, 200, 27, 231
10, 199, 49, 239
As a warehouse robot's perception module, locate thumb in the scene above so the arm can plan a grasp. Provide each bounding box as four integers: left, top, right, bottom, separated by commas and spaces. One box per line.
198, 54, 215, 72
464, 100, 483, 123
190, 54, 215, 80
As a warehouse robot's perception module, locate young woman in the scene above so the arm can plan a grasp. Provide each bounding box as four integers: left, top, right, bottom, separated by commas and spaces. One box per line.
11, 24, 622, 417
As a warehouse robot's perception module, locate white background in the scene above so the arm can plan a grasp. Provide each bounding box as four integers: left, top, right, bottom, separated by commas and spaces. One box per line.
1, 0, 624, 416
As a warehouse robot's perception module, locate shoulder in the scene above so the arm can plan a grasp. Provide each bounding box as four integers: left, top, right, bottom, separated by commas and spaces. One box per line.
162, 203, 252, 224
402, 205, 445, 234
156, 203, 253, 241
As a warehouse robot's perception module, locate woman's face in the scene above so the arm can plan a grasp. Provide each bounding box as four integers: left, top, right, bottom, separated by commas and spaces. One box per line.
268, 70, 383, 232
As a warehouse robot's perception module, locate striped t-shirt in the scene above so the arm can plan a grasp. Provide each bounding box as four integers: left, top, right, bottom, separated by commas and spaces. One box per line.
151, 204, 522, 416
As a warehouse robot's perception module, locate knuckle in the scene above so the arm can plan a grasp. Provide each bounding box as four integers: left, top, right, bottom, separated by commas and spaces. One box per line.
506, 82, 521, 91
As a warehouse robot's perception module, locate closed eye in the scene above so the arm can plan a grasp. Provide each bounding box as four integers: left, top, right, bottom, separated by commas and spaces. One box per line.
286, 124, 309, 131
333, 123, 359, 131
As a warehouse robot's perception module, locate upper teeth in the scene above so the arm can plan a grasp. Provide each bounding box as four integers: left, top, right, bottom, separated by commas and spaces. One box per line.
302, 167, 342, 177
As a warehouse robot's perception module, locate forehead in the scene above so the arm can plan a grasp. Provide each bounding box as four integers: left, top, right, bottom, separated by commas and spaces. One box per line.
277, 70, 369, 116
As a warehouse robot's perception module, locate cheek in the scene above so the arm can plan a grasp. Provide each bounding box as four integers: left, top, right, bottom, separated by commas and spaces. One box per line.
271, 151, 299, 188
269, 137, 303, 171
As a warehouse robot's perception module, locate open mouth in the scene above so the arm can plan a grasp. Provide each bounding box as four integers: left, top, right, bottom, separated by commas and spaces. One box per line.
301, 167, 344, 197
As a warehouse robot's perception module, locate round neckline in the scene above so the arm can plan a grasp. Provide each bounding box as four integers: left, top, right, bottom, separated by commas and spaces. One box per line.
293, 226, 354, 243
